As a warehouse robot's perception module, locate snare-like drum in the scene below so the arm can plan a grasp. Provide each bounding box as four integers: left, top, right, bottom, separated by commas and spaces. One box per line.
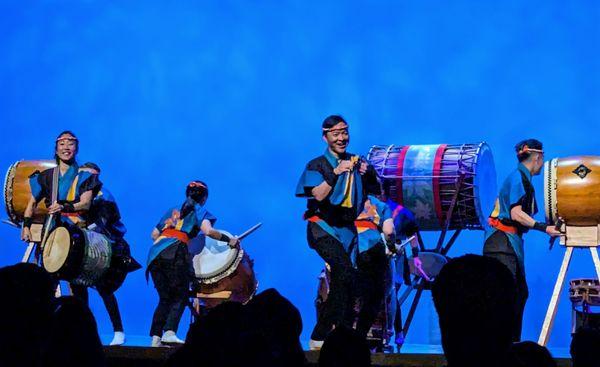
368, 143, 497, 231
189, 231, 257, 305
4, 160, 56, 224
544, 156, 600, 226
43, 225, 112, 286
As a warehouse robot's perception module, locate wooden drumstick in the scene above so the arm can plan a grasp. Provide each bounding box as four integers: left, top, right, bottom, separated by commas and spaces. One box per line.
237, 222, 262, 241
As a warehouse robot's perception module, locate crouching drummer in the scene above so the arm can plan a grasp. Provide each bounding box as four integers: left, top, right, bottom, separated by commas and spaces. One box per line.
147, 181, 240, 347
73, 162, 142, 346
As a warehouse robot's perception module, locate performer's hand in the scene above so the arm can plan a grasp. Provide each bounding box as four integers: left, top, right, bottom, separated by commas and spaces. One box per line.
21, 227, 31, 242
228, 236, 240, 248
545, 225, 562, 237
334, 160, 355, 175
358, 161, 368, 175
47, 201, 63, 214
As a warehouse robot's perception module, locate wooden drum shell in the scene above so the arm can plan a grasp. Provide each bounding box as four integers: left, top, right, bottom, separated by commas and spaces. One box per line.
4, 160, 55, 224
545, 156, 600, 226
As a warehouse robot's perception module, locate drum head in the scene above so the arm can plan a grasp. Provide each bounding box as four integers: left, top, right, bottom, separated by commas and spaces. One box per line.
409, 252, 447, 279
43, 227, 71, 273
191, 230, 240, 280
472, 143, 497, 229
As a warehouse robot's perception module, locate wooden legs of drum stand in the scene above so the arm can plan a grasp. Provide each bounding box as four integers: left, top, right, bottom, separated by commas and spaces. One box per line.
538, 225, 600, 346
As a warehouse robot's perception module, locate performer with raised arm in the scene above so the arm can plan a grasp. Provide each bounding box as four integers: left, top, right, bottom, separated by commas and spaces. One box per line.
147, 181, 240, 347
484, 139, 561, 341
296, 115, 381, 350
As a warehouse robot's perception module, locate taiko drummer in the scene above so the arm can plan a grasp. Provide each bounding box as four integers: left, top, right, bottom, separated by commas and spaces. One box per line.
484, 139, 562, 341
21, 131, 101, 242
147, 180, 240, 347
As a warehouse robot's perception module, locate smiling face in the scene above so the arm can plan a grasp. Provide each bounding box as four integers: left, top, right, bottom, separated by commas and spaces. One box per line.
323, 122, 350, 156
55, 133, 78, 163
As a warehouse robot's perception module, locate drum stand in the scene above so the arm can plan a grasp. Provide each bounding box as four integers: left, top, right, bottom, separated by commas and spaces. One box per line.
397, 174, 466, 350
538, 225, 600, 346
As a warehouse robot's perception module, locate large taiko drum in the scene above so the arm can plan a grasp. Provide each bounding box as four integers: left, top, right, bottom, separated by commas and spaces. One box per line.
368, 143, 497, 231
43, 224, 112, 286
4, 160, 56, 224
189, 231, 257, 306
544, 156, 600, 226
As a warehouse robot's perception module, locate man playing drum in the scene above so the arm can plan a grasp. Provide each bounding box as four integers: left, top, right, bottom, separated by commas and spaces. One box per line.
484, 139, 562, 341
147, 181, 240, 347
21, 131, 101, 243
296, 115, 382, 350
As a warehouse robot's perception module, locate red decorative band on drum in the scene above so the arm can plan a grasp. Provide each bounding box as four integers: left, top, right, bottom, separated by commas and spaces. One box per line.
161, 228, 190, 244
395, 146, 410, 205
354, 220, 378, 230
432, 144, 447, 227
488, 217, 519, 235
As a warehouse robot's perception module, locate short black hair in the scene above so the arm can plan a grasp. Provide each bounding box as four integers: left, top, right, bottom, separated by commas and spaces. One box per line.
81, 162, 100, 173
322, 115, 347, 135
515, 139, 543, 162
186, 180, 209, 201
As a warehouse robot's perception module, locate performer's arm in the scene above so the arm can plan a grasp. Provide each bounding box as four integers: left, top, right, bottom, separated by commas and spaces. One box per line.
21, 195, 37, 242
510, 205, 561, 236
48, 190, 94, 214
200, 219, 240, 248
311, 160, 355, 201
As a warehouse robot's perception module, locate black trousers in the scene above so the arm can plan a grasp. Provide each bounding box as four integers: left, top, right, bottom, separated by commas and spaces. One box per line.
483, 230, 529, 342
355, 245, 388, 338
149, 243, 191, 337
308, 222, 356, 341
71, 284, 124, 332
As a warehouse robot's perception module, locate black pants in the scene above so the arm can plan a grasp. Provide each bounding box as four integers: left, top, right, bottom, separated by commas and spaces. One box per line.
308, 222, 356, 341
483, 230, 528, 342
71, 284, 124, 332
149, 243, 191, 337
355, 245, 387, 338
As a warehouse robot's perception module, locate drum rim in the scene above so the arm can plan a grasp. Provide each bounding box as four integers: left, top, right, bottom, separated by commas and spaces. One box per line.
3, 161, 19, 224
472, 142, 497, 230
544, 158, 558, 224
197, 248, 245, 284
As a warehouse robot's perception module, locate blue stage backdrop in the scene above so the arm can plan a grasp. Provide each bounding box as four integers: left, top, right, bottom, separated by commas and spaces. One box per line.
1, 1, 598, 349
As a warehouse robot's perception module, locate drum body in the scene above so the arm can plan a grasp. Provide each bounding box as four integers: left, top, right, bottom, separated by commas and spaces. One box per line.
569, 278, 600, 307
190, 231, 258, 306
43, 225, 112, 286
544, 156, 600, 226
4, 160, 56, 224
368, 143, 497, 231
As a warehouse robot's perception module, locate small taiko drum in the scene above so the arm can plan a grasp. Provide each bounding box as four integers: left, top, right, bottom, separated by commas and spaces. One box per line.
189, 231, 258, 307
43, 224, 112, 286
368, 143, 497, 231
569, 278, 600, 307
3, 160, 56, 224
544, 156, 600, 226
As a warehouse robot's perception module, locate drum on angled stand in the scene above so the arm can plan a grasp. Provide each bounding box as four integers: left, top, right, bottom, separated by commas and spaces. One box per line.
368, 142, 497, 231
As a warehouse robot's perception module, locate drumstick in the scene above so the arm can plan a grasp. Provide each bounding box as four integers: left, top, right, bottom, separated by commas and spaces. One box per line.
237, 223, 262, 240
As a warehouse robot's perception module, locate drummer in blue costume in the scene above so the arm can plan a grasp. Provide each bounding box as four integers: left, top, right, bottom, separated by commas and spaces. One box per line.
354, 195, 396, 339
296, 115, 383, 350
147, 181, 240, 347
21, 131, 101, 242
73, 162, 142, 346
484, 139, 561, 341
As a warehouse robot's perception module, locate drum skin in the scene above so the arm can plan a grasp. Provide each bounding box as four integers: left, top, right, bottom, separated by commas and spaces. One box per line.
4, 160, 56, 224
545, 156, 600, 226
